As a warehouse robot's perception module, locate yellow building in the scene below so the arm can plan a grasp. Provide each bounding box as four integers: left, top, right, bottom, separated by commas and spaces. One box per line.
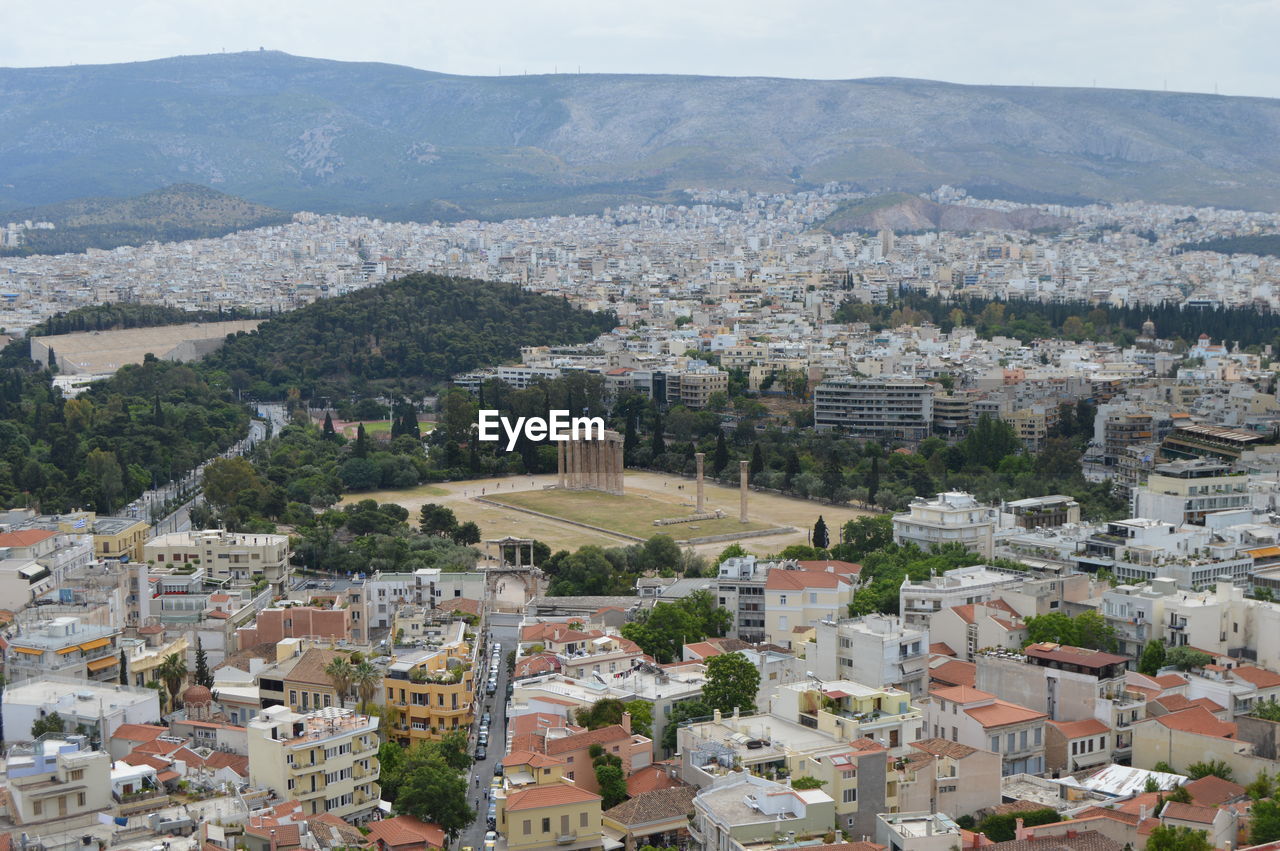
247, 705, 381, 822
383, 624, 476, 746
123, 632, 190, 688
85, 516, 151, 563
499, 781, 603, 851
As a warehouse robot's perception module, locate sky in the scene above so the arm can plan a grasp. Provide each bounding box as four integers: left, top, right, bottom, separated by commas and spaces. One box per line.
3, 0, 1277, 98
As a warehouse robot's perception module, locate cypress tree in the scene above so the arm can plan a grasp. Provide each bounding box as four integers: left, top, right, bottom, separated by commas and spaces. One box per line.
749, 444, 764, 480
813, 516, 829, 549
712, 432, 729, 477
194, 636, 212, 689
323, 411, 336, 437
650, 413, 666, 455
354, 424, 369, 458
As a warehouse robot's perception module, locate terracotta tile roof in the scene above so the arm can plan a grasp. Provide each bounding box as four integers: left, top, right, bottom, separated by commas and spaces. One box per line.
282, 647, 344, 687
930, 659, 977, 688
245, 823, 301, 847
684, 641, 723, 660
984, 830, 1124, 851
1072, 807, 1141, 826
1023, 643, 1128, 668
1152, 674, 1188, 689
545, 724, 633, 755
795, 560, 863, 575
930, 685, 996, 704
520, 623, 595, 644
930, 642, 957, 657
445, 598, 483, 616
765, 568, 848, 590
1160, 802, 1219, 825
365, 816, 446, 849
510, 732, 547, 754
305, 813, 366, 848
1188, 697, 1225, 714
626, 764, 683, 796
1117, 792, 1166, 816
1184, 774, 1247, 806
1152, 694, 1196, 713
603, 786, 695, 825
112, 723, 167, 742
0, 530, 56, 547
503, 750, 565, 769
965, 699, 1048, 729
1047, 718, 1110, 739
1231, 665, 1280, 688
1152, 706, 1237, 739
511, 712, 569, 735
514, 653, 561, 678
504, 782, 602, 811
910, 737, 979, 759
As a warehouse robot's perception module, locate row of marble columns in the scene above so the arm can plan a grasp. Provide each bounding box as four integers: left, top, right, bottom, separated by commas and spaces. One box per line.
557, 433, 625, 495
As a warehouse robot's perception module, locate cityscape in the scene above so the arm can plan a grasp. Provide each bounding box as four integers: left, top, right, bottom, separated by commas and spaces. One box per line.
4, 8, 1280, 851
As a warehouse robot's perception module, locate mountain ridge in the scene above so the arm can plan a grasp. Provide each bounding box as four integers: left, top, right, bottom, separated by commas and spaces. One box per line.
3, 51, 1280, 217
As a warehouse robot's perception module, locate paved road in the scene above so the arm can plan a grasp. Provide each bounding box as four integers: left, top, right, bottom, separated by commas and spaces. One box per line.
459, 620, 519, 850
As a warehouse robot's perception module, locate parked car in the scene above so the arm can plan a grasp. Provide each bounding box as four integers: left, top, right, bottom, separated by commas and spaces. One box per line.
475, 745, 487, 760
493, 763, 504, 777
481, 712, 491, 725
478, 731, 488, 747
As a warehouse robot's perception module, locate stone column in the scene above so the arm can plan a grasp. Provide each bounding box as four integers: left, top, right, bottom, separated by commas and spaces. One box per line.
695, 452, 706, 512
614, 438, 625, 494
739, 459, 750, 523
557, 441, 567, 489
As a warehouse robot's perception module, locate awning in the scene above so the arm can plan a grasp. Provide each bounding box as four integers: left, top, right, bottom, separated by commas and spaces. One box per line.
79, 637, 111, 651
12, 646, 43, 656
57, 645, 79, 655
87, 655, 118, 672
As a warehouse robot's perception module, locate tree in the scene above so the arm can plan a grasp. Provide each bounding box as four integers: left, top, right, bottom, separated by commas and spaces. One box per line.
353, 661, 381, 710
452, 521, 482, 546
1165, 785, 1192, 804
1145, 825, 1213, 851
353, 423, 369, 458
813, 516, 829, 549
976, 809, 1061, 842
85, 448, 124, 513
578, 698, 628, 730
1250, 797, 1280, 845
194, 637, 213, 689
325, 656, 355, 707
791, 776, 826, 789
1247, 769, 1276, 801
1138, 640, 1167, 676
322, 411, 336, 437
712, 432, 729, 477
158, 652, 188, 712
434, 730, 473, 772
1072, 610, 1119, 652
750, 444, 764, 480
1166, 646, 1213, 671
378, 740, 407, 802
202, 456, 264, 511
1022, 610, 1117, 652
1185, 759, 1233, 781
595, 762, 628, 809
31, 712, 65, 738
395, 745, 475, 838
621, 603, 697, 664
119, 649, 129, 685
651, 413, 666, 455
661, 700, 710, 752
702, 652, 759, 715
419, 503, 458, 537
867, 454, 881, 505
624, 700, 653, 739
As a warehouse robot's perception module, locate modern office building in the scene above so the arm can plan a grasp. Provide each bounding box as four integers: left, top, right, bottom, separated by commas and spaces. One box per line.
814, 377, 934, 443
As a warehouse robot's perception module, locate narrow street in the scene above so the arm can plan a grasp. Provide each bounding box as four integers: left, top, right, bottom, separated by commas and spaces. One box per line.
458, 616, 520, 850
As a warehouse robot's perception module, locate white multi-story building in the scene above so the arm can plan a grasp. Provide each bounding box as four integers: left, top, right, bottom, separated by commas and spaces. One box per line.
247, 706, 381, 822
145, 529, 291, 590
362, 568, 487, 630
813, 376, 934, 443
813, 614, 929, 697
1133, 459, 1250, 526
898, 565, 1027, 628
893, 492, 998, 558
5, 736, 112, 825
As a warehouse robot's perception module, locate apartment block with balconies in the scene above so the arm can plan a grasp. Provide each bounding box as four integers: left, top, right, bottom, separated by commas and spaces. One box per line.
383, 622, 476, 745
4, 616, 121, 682
814, 614, 929, 698
247, 705, 381, 823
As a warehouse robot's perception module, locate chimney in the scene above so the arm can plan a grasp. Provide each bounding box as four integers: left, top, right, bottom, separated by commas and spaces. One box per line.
622, 711, 632, 734
1140, 805, 1148, 822
713, 709, 722, 723
1014, 818, 1027, 841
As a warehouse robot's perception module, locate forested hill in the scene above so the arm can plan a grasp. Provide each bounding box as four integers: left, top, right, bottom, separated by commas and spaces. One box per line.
204, 273, 617, 399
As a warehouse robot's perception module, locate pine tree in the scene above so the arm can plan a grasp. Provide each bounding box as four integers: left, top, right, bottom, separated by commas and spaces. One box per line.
783, 450, 800, 490
749, 444, 764, 480
623, 414, 638, 465
868, 454, 881, 505
813, 516, 829, 549
194, 636, 213, 689
322, 411, 336, 437
713, 432, 729, 477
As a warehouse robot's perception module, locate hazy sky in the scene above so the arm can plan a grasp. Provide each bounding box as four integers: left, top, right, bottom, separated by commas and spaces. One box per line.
4, 0, 1277, 98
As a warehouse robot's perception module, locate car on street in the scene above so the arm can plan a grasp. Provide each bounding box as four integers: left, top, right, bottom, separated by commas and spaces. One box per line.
482, 712, 491, 725
475, 745, 487, 760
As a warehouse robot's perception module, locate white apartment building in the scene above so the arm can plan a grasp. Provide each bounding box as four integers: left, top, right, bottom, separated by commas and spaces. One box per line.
145, 529, 291, 590
5, 736, 112, 825
4, 616, 122, 683
813, 614, 929, 697
713, 556, 773, 643
2, 678, 162, 747
925, 685, 1047, 777
1133, 460, 1250, 526
898, 565, 1027, 628
893, 492, 998, 558
813, 376, 934, 443
362, 568, 487, 630
247, 705, 381, 822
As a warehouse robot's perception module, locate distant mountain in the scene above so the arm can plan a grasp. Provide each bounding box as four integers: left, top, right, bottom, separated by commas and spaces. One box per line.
1, 184, 292, 254
819, 193, 1068, 234
3, 52, 1280, 217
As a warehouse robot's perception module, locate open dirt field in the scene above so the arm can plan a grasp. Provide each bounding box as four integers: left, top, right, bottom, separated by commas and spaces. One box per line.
346, 470, 878, 557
